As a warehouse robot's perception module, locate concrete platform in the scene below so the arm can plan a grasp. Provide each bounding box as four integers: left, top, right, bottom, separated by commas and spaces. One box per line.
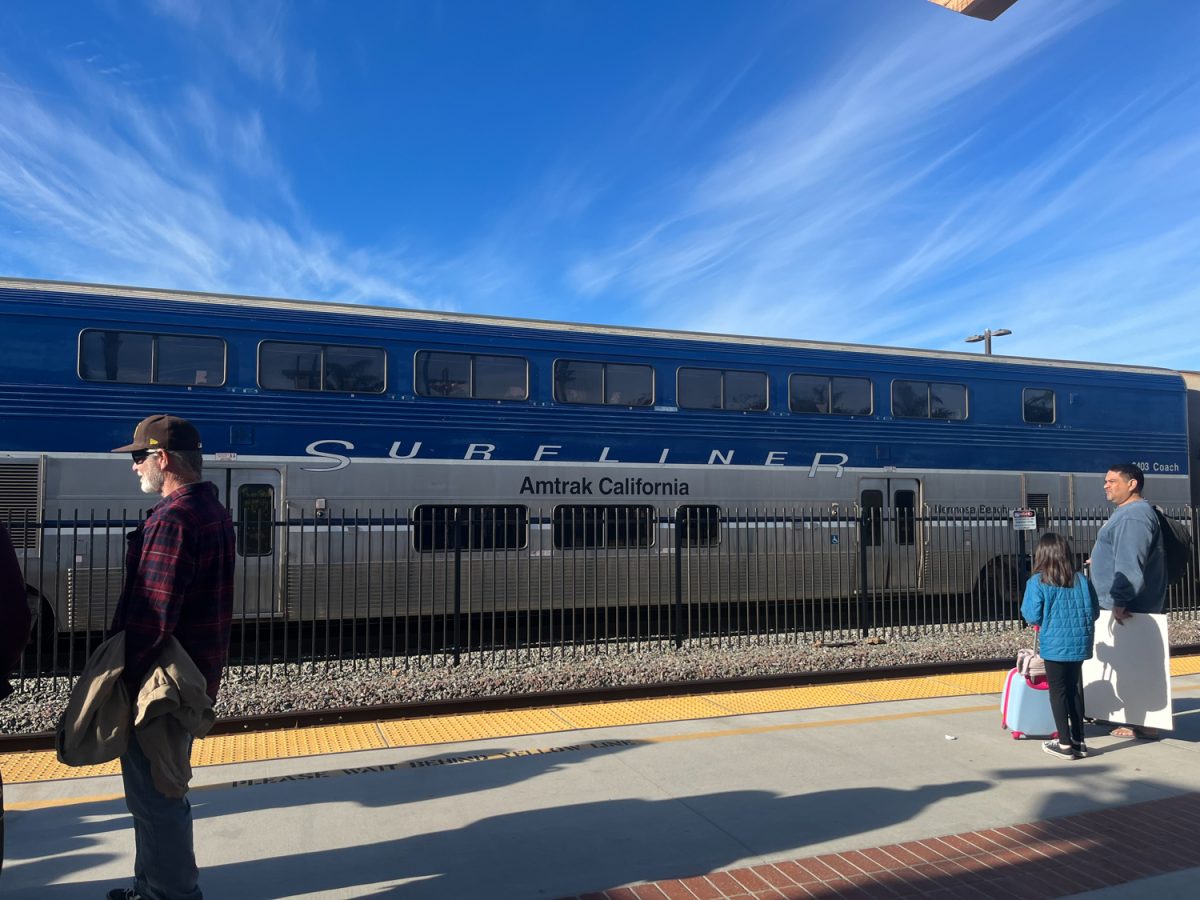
3, 671, 1200, 898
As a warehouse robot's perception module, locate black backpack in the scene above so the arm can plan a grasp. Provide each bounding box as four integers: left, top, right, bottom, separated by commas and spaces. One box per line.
1154, 506, 1194, 587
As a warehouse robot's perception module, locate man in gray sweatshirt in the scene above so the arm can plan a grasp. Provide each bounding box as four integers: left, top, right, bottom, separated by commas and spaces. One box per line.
1088, 463, 1166, 738
1090, 464, 1166, 618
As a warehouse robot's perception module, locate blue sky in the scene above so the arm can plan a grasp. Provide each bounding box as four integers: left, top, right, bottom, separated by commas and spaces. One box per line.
1, 0, 1198, 369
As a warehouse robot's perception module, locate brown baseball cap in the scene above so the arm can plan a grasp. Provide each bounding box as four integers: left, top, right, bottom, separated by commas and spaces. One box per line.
112, 414, 203, 453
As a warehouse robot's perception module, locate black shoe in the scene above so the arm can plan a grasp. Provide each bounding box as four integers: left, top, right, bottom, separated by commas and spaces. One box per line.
1076, 742, 1089, 757
1042, 740, 1079, 760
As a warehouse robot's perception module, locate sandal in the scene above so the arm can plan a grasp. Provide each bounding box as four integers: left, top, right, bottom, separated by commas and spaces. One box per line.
1110, 725, 1160, 740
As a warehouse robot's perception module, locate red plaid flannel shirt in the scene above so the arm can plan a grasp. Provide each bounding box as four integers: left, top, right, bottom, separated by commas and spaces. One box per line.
111, 481, 235, 701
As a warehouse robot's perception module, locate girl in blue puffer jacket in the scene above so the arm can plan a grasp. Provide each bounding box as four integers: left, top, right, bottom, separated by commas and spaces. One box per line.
1021, 532, 1100, 761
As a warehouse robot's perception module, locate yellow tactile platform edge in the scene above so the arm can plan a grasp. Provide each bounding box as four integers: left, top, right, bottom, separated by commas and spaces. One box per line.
379, 708, 569, 746
1171, 655, 1200, 676
3, 662, 1197, 785
194, 723, 389, 766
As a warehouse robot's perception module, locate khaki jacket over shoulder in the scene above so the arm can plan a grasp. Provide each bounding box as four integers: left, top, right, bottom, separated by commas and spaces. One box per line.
56, 633, 216, 797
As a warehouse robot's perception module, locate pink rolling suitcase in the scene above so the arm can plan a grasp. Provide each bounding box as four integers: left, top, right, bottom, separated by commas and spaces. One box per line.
1001, 634, 1058, 740
1001, 667, 1058, 739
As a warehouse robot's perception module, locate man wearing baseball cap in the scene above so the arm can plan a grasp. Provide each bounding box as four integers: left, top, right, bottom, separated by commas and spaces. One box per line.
107, 415, 235, 900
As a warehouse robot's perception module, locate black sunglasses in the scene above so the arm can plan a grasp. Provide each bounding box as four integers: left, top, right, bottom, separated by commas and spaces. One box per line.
131, 449, 159, 464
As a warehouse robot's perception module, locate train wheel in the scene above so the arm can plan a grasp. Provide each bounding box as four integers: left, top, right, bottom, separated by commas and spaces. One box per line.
974, 560, 1021, 620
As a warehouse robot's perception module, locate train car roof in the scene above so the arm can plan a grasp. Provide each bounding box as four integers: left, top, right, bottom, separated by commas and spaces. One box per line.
0, 275, 1182, 378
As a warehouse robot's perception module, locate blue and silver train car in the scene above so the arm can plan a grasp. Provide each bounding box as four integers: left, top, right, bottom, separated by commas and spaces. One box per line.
0, 277, 1191, 633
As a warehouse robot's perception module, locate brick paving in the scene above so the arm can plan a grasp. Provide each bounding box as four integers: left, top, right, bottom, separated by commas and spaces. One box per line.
565, 791, 1200, 899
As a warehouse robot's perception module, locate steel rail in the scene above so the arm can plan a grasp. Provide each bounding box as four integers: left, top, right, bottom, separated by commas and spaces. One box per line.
5, 645, 1199, 754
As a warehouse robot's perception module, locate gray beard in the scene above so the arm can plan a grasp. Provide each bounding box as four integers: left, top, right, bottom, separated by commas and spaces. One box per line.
139, 469, 165, 495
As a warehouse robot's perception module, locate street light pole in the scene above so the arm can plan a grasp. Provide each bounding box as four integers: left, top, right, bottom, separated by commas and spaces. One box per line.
965, 328, 1011, 355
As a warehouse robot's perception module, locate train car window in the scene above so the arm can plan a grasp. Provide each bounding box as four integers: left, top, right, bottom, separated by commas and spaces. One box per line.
930, 383, 966, 420
832, 377, 872, 415
678, 367, 767, 411
415, 351, 470, 397
552, 505, 656, 550
80, 330, 153, 383
324, 345, 386, 393
677, 505, 721, 547
79, 330, 225, 387
860, 490, 884, 547
413, 505, 528, 552
260, 342, 321, 391
789, 375, 873, 415
155, 335, 226, 386
259, 341, 385, 394
678, 367, 722, 409
891, 381, 928, 418
237, 484, 275, 557
554, 360, 654, 406
605, 363, 653, 406
555, 360, 603, 403
725, 370, 768, 411
893, 489, 916, 545
789, 374, 829, 413
414, 350, 527, 400
892, 380, 966, 420
474, 354, 528, 400
1023, 388, 1055, 424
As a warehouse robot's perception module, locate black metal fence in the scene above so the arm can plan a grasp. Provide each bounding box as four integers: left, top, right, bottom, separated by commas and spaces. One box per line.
7, 504, 1198, 681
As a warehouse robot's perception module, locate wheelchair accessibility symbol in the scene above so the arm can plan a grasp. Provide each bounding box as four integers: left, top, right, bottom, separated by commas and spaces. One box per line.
830, 534, 840, 545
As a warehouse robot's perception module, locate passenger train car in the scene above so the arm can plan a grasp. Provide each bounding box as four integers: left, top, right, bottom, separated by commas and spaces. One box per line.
0, 278, 1194, 635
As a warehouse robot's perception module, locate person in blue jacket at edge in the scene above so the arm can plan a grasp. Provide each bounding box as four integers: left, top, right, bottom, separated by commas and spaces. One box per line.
1021, 532, 1100, 761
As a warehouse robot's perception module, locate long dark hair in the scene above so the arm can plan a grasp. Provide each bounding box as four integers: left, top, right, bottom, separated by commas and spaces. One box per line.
1032, 532, 1077, 588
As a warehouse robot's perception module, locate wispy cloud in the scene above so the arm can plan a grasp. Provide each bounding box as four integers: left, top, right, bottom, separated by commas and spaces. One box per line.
0, 65, 430, 308
146, 0, 318, 102
560, 1, 1200, 367
564, 5, 1098, 306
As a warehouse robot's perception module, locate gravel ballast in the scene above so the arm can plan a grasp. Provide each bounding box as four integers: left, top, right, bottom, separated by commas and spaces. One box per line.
4, 618, 1198, 736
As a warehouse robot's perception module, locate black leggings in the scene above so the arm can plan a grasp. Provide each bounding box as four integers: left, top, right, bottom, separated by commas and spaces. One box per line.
1044, 659, 1086, 747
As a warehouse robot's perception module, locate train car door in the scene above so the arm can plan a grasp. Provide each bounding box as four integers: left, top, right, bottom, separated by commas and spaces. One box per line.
858, 478, 921, 592
213, 467, 283, 619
